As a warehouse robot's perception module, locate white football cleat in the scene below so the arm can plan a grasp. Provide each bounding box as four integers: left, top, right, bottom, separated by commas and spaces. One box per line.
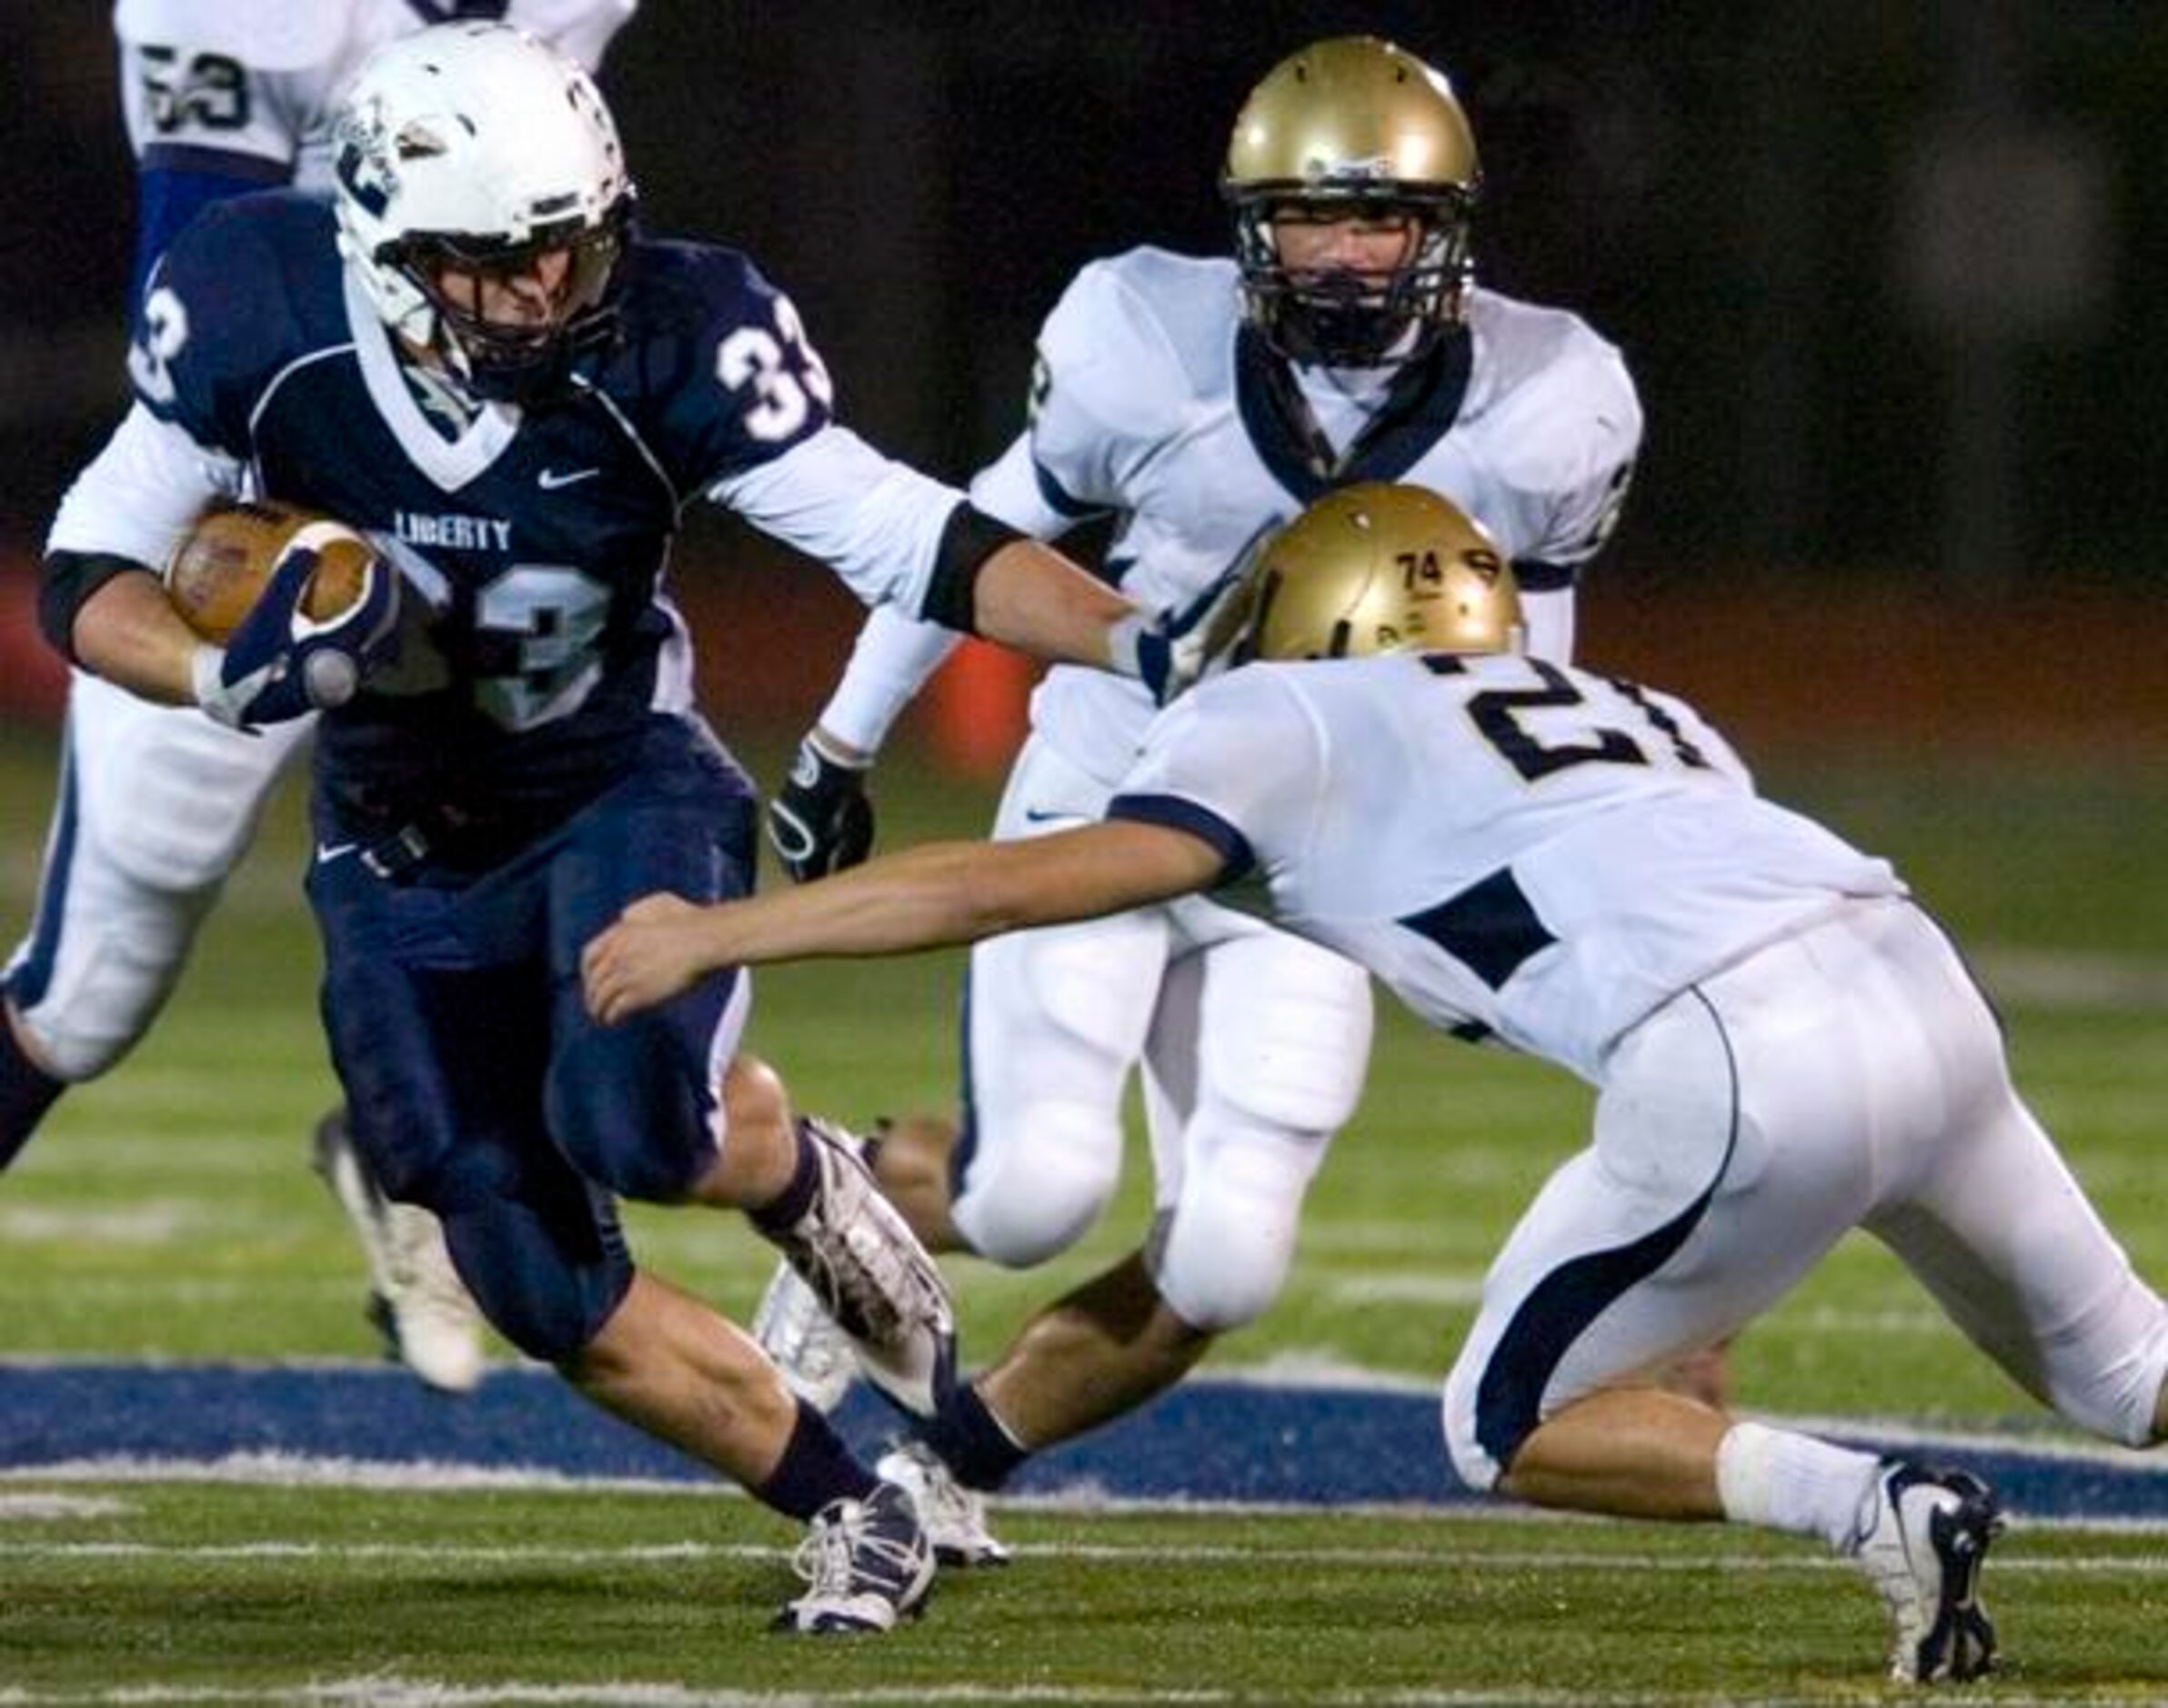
876, 1439, 1011, 1568
773, 1480, 935, 1635
751, 1259, 858, 1413
760, 1118, 954, 1417
1849, 1458, 2003, 1683
315, 1110, 487, 1395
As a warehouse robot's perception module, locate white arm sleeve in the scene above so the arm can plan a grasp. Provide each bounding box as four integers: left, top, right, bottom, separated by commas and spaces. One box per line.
46, 403, 241, 565
809, 425, 1082, 756
708, 423, 962, 617
816, 605, 964, 754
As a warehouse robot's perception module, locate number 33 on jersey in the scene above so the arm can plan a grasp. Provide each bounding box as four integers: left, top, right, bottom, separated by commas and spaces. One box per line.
121, 189, 851, 810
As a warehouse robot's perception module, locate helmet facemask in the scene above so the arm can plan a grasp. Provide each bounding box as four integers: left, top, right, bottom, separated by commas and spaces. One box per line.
1230, 184, 1474, 367
384, 203, 631, 403
1220, 36, 1481, 369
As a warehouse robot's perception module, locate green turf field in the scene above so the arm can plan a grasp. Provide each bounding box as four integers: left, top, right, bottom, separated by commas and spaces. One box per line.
4, 718, 2166, 1701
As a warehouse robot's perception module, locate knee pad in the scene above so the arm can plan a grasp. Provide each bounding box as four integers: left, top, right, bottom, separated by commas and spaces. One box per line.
1150, 1115, 1327, 1331
440, 1188, 632, 1364
952, 919, 1159, 1267
543, 979, 740, 1203
951, 1097, 1124, 1268
6, 876, 212, 1081
1194, 950, 1371, 1139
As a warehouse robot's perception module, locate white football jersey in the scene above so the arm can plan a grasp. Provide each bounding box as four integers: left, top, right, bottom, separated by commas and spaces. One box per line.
970, 247, 1642, 785
115, 0, 637, 192
1107, 653, 1905, 1083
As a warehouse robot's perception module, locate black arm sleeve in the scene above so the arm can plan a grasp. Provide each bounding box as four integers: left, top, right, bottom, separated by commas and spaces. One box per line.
41, 550, 155, 666
917, 502, 1026, 635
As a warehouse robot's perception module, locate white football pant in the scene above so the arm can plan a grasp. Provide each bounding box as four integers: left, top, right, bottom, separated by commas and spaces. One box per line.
5, 671, 310, 1080
949, 735, 1373, 1331
1443, 898, 2168, 1490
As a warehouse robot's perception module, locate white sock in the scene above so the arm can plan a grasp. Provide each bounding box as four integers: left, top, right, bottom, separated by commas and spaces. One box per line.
1715, 1420, 1882, 1551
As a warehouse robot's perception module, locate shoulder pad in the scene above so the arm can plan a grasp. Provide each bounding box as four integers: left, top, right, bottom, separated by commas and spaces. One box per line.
602, 236, 836, 486
1039, 247, 1238, 422
1464, 290, 1642, 457
134, 194, 342, 444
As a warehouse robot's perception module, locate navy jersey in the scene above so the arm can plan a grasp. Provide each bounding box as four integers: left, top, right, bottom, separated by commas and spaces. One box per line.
132, 191, 835, 850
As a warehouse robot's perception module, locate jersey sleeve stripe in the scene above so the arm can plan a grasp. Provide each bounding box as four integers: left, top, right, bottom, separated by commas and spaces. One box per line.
1105, 793, 1253, 884
1511, 558, 1579, 592
1031, 458, 1106, 521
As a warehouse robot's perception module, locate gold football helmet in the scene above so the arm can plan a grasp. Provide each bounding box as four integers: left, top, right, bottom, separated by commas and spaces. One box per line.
1246, 484, 1522, 663
1221, 36, 1480, 366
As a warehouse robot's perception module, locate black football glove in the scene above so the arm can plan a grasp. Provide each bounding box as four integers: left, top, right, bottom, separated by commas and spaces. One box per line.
766, 733, 875, 883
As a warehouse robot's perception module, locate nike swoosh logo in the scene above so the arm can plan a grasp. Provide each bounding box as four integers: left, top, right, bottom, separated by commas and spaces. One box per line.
315, 841, 358, 864
1022, 809, 1073, 824
537, 467, 601, 490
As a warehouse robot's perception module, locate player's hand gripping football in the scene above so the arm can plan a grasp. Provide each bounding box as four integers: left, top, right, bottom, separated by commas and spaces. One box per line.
766, 729, 875, 882
190, 521, 399, 730
582, 892, 709, 1025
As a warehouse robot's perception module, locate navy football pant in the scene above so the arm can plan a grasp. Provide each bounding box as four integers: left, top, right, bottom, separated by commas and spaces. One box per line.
307, 731, 757, 1361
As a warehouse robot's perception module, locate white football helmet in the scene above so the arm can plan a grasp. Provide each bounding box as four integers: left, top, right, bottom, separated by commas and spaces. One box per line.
331, 22, 635, 402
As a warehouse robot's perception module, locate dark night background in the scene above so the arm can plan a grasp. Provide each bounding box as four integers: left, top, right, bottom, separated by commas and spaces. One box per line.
3, 4, 2163, 740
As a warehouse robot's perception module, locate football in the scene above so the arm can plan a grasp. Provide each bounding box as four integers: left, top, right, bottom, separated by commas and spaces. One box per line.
162, 500, 377, 644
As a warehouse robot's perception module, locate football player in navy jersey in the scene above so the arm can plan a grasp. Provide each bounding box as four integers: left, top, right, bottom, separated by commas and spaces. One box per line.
38, 22, 1209, 1634
1, 0, 642, 1400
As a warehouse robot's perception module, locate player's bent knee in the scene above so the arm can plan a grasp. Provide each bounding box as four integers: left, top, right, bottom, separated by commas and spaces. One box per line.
951, 1100, 1122, 1268
720, 1053, 788, 1137
1153, 1155, 1312, 1332
442, 1198, 633, 1364
7, 903, 205, 1081
546, 1021, 716, 1202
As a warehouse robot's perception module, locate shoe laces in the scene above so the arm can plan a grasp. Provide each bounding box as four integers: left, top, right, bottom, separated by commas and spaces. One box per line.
793, 1494, 923, 1600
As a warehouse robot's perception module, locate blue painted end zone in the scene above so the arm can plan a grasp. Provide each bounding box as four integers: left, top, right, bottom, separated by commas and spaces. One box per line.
3, 1364, 2163, 1523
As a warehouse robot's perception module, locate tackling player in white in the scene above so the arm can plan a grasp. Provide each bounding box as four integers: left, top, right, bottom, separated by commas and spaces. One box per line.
751, 35, 1642, 1560
0, 0, 638, 1394
585, 483, 2168, 1685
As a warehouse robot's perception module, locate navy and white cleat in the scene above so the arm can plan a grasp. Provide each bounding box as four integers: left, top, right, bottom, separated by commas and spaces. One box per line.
876, 1439, 1011, 1568
759, 1118, 954, 1417
773, 1480, 936, 1634
1850, 1458, 2004, 1683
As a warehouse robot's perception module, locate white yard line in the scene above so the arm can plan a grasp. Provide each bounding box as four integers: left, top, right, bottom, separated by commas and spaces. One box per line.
2, 1536, 2165, 1573
0, 1681, 2132, 1707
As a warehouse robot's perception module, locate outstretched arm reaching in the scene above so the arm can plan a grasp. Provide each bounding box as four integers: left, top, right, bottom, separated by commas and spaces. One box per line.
581, 820, 1226, 1025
